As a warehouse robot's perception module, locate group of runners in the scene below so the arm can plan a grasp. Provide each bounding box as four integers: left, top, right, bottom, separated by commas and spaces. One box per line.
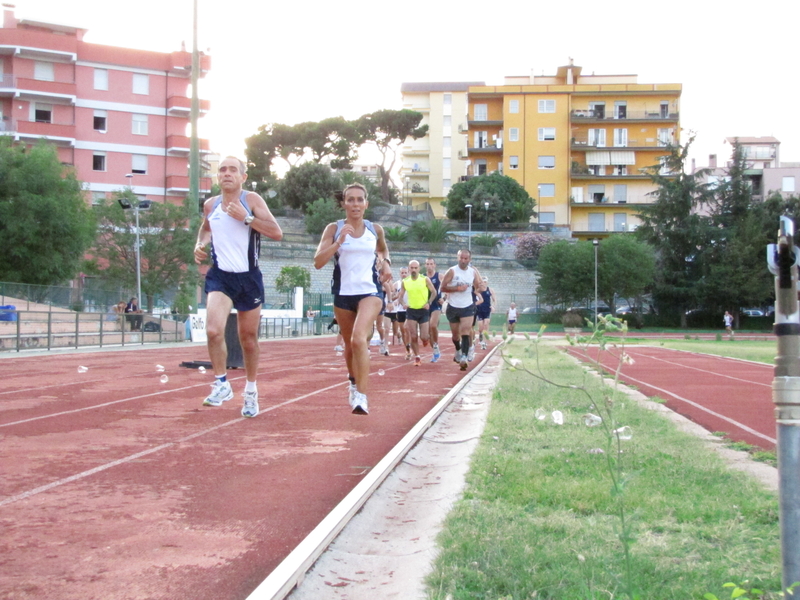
369, 256, 497, 368
194, 157, 510, 419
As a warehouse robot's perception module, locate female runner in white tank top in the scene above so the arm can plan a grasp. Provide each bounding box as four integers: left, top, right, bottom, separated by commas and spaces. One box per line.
314, 184, 392, 415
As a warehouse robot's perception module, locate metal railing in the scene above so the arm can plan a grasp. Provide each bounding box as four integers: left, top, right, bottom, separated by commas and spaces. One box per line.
0, 309, 327, 353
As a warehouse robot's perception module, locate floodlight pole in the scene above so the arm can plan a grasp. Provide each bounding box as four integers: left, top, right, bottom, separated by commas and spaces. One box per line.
593, 238, 599, 327
125, 174, 142, 305
465, 204, 472, 252
768, 215, 800, 590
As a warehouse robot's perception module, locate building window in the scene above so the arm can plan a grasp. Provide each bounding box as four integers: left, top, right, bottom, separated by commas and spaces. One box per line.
132, 113, 148, 135
614, 184, 627, 202
91, 191, 107, 206
614, 213, 627, 231
509, 99, 519, 114
509, 128, 519, 142
783, 177, 796, 193
94, 68, 108, 91
539, 212, 555, 224
660, 101, 669, 118
538, 128, 555, 141
442, 157, 451, 170
132, 73, 149, 95
589, 213, 605, 231
132, 154, 148, 175
93, 152, 106, 172
538, 156, 555, 169
614, 101, 627, 119
613, 128, 628, 147
93, 110, 107, 132
34, 61, 55, 81
443, 115, 451, 131
539, 184, 555, 197
474, 104, 488, 121
589, 102, 605, 119
589, 128, 606, 147
443, 179, 451, 193
657, 128, 673, 146
443, 136, 451, 148
509, 156, 519, 170
538, 99, 555, 113
33, 103, 53, 123
443, 93, 452, 105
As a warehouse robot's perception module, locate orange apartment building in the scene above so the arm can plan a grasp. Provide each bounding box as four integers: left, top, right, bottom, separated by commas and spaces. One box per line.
0, 5, 211, 207
463, 62, 681, 239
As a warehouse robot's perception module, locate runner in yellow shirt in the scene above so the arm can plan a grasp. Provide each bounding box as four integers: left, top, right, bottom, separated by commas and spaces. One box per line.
401, 260, 438, 366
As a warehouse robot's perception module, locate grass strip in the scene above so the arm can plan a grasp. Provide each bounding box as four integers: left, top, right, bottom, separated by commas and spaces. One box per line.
426, 340, 780, 600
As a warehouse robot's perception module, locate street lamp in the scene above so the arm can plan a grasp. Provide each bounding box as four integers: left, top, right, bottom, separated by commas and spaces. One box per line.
465, 203, 473, 252
592, 238, 600, 327
118, 174, 151, 308
484, 200, 490, 233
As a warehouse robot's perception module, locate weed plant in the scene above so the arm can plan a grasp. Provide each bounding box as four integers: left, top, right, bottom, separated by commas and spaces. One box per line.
426, 326, 780, 599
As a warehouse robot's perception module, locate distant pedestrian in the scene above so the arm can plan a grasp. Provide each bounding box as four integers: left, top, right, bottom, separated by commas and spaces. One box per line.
724, 311, 734, 336
507, 302, 518, 335
125, 297, 143, 332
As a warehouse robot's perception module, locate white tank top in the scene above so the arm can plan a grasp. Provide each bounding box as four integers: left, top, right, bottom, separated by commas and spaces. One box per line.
447, 265, 476, 308
208, 192, 258, 273
336, 224, 379, 296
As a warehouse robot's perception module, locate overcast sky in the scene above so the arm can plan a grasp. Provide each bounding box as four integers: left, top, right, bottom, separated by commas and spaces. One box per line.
15, 0, 799, 171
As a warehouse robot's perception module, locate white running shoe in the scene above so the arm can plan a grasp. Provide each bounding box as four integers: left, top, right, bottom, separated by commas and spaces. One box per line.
203, 381, 233, 406
453, 351, 462, 363
468, 346, 476, 362
348, 382, 357, 406
241, 390, 259, 418
460, 355, 468, 371
334, 345, 344, 352
380, 341, 389, 356
351, 391, 369, 415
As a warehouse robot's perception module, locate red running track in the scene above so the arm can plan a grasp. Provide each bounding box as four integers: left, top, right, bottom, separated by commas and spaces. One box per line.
0, 336, 487, 600
569, 345, 776, 451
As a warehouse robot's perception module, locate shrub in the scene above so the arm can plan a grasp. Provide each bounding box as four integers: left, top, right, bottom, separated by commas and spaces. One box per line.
514, 232, 553, 261
472, 233, 501, 249
561, 309, 584, 328
275, 266, 311, 293
384, 226, 410, 242
411, 219, 452, 244
304, 197, 344, 236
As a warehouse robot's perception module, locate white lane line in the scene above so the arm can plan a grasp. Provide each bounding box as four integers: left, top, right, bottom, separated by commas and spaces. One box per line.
619, 372, 776, 445
0, 379, 349, 508
625, 349, 772, 388
0, 362, 332, 429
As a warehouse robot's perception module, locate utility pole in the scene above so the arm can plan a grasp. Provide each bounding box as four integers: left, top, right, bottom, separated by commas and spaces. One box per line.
188, 0, 201, 306
767, 215, 800, 591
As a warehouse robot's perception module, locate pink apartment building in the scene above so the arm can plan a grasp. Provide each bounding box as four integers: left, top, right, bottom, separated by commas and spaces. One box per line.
0, 5, 211, 206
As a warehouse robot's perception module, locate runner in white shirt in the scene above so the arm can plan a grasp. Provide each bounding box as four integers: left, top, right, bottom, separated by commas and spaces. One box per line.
314, 184, 392, 415
439, 248, 483, 371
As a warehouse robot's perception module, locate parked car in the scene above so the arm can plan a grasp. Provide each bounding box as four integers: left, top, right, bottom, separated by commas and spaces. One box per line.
742, 309, 765, 317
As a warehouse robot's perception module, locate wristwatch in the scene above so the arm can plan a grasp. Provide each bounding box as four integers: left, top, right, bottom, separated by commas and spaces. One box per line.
244, 214, 255, 226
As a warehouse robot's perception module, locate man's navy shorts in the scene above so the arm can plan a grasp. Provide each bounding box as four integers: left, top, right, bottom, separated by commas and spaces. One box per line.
446, 304, 476, 323
204, 266, 264, 312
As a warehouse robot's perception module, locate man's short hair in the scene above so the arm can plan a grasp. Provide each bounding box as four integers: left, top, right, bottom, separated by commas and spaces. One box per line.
459, 248, 472, 257
221, 156, 247, 174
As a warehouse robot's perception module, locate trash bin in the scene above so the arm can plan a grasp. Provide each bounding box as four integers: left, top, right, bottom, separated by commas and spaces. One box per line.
0, 305, 17, 321
224, 313, 245, 368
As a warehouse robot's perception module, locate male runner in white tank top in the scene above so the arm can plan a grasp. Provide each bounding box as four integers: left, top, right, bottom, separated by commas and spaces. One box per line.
440, 248, 483, 371
194, 156, 283, 418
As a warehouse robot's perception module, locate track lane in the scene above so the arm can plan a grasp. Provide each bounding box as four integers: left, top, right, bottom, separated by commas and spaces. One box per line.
569, 345, 777, 450
0, 336, 487, 600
